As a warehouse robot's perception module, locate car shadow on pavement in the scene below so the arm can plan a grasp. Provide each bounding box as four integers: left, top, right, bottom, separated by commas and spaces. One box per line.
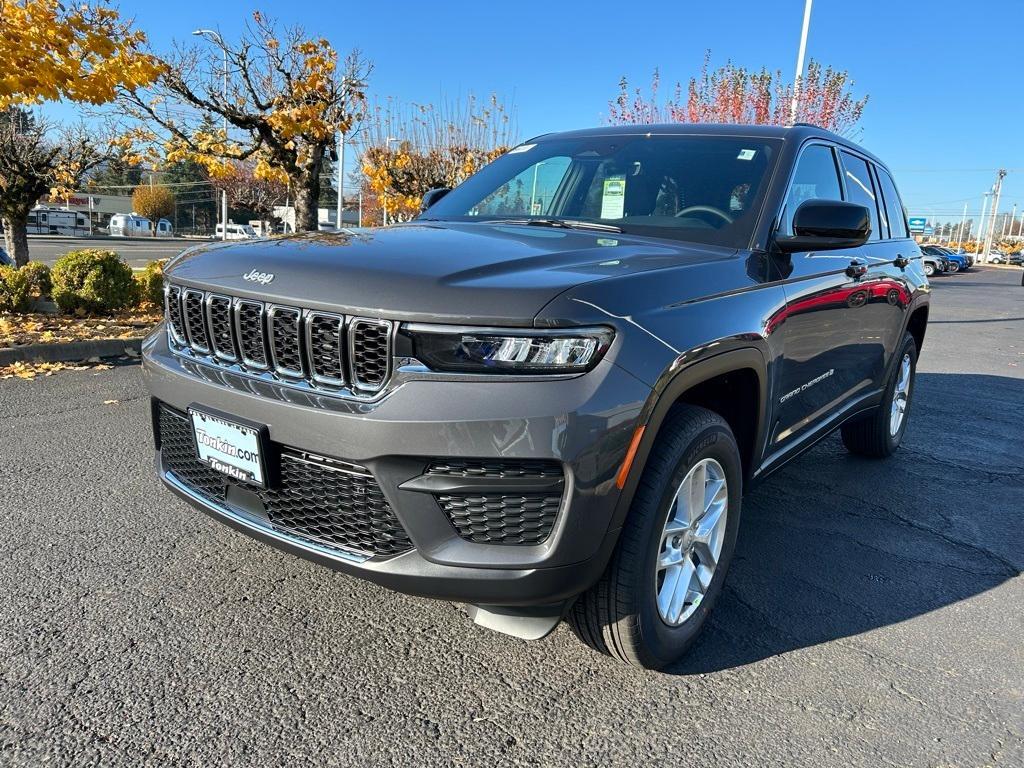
668, 372, 1024, 675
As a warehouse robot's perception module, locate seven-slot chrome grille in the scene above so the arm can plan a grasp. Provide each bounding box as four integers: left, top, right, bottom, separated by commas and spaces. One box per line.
164, 283, 393, 396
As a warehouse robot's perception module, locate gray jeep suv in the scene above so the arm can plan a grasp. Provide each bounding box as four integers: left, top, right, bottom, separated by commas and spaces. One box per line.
144, 124, 929, 669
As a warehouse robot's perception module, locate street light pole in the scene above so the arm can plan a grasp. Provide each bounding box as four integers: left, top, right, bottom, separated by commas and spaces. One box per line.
790, 0, 814, 124
955, 202, 968, 251
975, 192, 989, 257
193, 29, 229, 241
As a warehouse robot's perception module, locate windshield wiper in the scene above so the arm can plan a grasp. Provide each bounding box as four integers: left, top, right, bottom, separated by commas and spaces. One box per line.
491, 218, 623, 233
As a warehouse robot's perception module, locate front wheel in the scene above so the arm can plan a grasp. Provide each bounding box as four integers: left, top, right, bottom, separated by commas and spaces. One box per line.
923, 262, 936, 277
568, 406, 742, 670
841, 332, 918, 457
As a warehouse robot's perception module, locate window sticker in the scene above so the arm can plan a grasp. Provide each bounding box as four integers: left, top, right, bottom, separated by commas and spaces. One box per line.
737, 148, 757, 161
509, 143, 536, 154
600, 176, 626, 220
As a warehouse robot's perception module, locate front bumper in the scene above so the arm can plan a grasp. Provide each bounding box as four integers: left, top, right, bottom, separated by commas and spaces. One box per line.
143, 330, 650, 606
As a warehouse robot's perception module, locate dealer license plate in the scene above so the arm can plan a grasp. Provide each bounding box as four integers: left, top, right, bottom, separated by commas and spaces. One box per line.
189, 408, 266, 487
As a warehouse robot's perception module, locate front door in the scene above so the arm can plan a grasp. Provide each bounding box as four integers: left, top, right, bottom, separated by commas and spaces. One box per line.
769, 143, 890, 451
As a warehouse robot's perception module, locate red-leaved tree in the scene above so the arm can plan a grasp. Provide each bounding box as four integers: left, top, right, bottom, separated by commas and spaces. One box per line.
609, 52, 868, 136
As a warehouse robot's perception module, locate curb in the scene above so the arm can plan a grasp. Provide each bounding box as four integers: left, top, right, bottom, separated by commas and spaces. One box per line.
0, 338, 143, 366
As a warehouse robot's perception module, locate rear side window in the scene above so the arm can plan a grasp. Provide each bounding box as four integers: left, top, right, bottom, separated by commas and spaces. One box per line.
875, 167, 909, 239
783, 144, 842, 234
839, 151, 881, 241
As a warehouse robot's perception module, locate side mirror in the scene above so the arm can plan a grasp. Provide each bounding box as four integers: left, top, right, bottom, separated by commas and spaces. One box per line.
775, 199, 871, 253
420, 187, 452, 214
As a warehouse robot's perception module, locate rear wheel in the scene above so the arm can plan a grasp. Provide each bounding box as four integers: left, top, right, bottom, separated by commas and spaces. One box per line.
841, 332, 917, 458
568, 406, 742, 670
948, 262, 960, 273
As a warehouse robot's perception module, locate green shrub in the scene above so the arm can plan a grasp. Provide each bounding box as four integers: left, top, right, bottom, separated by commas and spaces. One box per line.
20, 261, 52, 298
135, 259, 165, 309
51, 249, 138, 314
0, 265, 32, 313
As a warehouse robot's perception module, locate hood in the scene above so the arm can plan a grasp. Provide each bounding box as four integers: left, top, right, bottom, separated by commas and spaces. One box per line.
165, 222, 736, 325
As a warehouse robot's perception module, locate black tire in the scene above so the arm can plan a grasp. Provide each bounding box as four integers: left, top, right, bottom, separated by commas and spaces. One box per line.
841, 332, 918, 458
948, 262, 959, 273
568, 405, 742, 670
923, 262, 935, 277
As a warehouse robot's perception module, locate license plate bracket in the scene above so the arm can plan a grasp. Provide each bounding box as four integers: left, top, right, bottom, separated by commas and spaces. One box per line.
188, 405, 270, 488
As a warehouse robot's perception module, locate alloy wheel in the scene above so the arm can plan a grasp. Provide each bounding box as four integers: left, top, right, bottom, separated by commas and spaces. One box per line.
890, 353, 912, 436
655, 458, 729, 626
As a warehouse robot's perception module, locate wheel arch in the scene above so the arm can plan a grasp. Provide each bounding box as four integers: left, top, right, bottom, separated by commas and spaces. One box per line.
609, 347, 769, 534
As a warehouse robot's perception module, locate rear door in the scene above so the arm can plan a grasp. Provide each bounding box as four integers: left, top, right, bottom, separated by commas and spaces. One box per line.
770, 143, 889, 451
867, 162, 916, 370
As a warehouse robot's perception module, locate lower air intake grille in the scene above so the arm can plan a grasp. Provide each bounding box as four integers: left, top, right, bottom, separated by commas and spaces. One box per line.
158, 405, 412, 557
427, 459, 563, 479
437, 493, 561, 545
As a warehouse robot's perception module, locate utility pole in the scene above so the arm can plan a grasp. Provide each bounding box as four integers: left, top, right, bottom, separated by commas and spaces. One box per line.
790, 0, 814, 124
1003, 203, 1016, 238
981, 169, 1007, 261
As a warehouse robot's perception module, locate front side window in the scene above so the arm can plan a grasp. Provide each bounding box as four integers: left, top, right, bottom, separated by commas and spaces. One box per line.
840, 151, 881, 241
783, 143, 842, 234
423, 134, 782, 249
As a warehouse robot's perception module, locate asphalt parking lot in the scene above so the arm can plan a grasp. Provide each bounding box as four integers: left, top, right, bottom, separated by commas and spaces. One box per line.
1, 266, 1022, 766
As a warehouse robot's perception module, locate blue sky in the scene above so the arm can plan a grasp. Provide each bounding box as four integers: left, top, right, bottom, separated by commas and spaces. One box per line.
48, 0, 1024, 232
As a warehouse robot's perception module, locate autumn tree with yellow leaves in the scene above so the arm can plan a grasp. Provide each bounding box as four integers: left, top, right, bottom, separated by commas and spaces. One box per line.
131, 183, 176, 229
119, 12, 369, 233
0, 0, 163, 265
359, 95, 516, 224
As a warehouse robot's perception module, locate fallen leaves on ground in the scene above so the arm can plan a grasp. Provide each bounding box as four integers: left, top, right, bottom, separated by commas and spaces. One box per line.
0, 360, 113, 380
0, 309, 161, 348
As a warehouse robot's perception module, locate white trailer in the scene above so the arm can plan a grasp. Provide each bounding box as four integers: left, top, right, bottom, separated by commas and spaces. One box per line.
26, 206, 89, 235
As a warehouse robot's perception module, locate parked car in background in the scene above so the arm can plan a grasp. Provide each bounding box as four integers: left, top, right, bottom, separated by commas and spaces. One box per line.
155, 219, 174, 238
146, 123, 930, 669
215, 223, 259, 240
0, 245, 13, 267
921, 250, 949, 277
109, 213, 153, 237
989, 251, 1023, 265
922, 245, 966, 272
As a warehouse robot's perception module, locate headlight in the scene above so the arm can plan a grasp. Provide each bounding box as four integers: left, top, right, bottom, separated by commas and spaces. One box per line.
400, 325, 614, 374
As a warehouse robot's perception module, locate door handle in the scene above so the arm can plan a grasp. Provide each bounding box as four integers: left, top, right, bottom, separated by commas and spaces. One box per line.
893, 254, 910, 269
845, 259, 868, 280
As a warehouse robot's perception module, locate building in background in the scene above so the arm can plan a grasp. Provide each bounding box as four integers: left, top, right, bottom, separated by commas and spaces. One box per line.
36, 192, 135, 233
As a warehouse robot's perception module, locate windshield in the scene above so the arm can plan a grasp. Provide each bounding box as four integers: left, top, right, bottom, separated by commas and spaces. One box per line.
422, 134, 781, 248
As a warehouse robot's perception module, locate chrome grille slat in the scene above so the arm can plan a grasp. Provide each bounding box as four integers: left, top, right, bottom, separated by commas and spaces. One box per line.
165, 283, 392, 397
268, 305, 304, 378
306, 312, 346, 385
206, 294, 237, 361
164, 285, 187, 345
234, 298, 268, 370
182, 289, 210, 353
349, 318, 393, 392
